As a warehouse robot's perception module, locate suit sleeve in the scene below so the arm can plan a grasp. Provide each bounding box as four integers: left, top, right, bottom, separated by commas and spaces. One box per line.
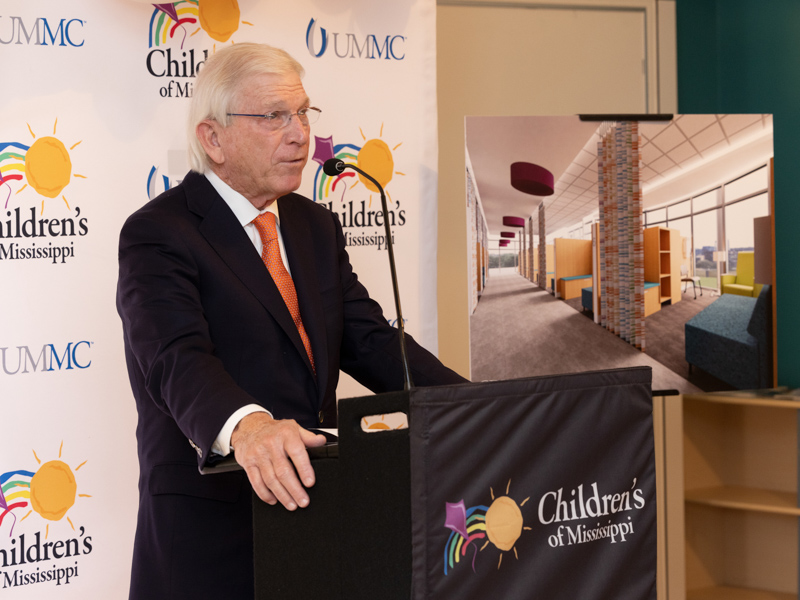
331, 211, 469, 391
117, 208, 258, 467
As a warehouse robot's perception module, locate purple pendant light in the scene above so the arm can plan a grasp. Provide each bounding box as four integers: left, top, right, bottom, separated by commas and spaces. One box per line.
502, 216, 525, 228
507, 162, 552, 278
510, 162, 555, 197
500, 232, 516, 239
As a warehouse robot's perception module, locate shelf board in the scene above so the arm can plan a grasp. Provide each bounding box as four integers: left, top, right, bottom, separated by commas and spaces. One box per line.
685, 393, 800, 409
688, 586, 796, 600
685, 485, 800, 516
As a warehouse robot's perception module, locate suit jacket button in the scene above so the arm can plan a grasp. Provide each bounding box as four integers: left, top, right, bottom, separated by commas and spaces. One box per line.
318, 411, 325, 424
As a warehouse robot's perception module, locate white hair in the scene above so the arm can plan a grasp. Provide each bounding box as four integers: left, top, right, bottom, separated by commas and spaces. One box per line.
187, 43, 305, 173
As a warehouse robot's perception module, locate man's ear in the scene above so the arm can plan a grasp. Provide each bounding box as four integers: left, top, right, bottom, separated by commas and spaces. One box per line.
196, 120, 225, 165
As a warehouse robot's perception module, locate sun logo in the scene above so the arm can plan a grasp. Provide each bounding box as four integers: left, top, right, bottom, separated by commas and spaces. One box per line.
149, 0, 254, 48
354, 125, 404, 207
0, 119, 85, 215
482, 481, 531, 568
311, 126, 405, 207
361, 412, 408, 432
443, 479, 531, 574
0, 442, 91, 539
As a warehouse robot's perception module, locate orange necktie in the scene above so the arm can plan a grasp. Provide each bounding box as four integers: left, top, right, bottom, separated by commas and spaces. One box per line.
252, 212, 315, 372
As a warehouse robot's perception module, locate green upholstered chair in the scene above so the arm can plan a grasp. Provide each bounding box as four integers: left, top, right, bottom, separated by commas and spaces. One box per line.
721, 251, 762, 297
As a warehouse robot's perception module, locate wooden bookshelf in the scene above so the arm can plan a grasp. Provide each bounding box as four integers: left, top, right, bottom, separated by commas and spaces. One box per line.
687, 587, 794, 600
680, 393, 800, 600
644, 226, 682, 307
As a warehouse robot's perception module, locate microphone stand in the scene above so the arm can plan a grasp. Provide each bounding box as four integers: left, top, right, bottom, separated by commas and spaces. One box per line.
327, 161, 414, 390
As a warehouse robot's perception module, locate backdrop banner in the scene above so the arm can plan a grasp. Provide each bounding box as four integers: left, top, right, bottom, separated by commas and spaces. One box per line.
409, 367, 656, 600
1, 0, 438, 596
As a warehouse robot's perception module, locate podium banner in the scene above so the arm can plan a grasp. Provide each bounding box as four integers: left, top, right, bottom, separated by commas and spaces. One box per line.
409, 367, 655, 600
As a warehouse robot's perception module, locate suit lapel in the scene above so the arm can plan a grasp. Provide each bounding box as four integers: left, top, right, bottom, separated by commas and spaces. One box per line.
184, 174, 315, 381
278, 194, 328, 403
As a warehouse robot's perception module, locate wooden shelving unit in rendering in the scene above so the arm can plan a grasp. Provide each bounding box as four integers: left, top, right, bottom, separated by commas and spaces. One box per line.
644, 226, 682, 307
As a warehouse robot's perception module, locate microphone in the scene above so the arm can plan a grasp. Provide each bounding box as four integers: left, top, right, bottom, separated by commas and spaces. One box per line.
322, 158, 414, 390
323, 158, 345, 177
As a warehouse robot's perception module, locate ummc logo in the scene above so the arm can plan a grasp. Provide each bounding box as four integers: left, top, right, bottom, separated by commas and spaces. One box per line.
146, 166, 183, 200
306, 18, 405, 60
0, 17, 84, 47
1, 342, 92, 375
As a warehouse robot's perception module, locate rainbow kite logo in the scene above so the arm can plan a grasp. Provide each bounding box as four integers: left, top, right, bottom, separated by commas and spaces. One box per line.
1, 442, 90, 539
444, 480, 531, 575
0, 119, 86, 215
148, 0, 253, 48
311, 124, 405, 208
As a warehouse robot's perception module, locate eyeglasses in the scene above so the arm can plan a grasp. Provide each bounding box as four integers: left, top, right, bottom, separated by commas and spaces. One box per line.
226, 107, 321, 130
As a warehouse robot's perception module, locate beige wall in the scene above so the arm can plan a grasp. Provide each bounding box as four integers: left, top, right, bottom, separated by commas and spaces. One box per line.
436, 0, 676, 378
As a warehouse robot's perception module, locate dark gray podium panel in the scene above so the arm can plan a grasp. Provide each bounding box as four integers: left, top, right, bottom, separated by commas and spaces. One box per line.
252, 390, 411, 600
252, 455, 342, 598
337, 390, 413, 600
252, 367, 656, 600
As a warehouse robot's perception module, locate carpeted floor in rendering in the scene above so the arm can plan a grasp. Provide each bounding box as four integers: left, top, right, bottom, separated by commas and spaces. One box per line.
563, 282, 735, 392
470, 273, 703, 394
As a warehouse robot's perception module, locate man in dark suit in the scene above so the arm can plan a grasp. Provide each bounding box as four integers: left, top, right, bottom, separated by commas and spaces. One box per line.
116, 43, 466, 599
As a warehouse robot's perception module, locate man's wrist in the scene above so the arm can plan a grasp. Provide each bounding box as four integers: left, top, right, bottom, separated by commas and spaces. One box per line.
211, 405, 271, 456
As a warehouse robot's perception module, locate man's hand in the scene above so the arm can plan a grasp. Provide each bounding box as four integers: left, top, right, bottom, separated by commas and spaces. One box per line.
231, 412, 327, 510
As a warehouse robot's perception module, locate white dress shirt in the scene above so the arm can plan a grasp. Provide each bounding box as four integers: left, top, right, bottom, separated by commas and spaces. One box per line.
205, 171, 293, 457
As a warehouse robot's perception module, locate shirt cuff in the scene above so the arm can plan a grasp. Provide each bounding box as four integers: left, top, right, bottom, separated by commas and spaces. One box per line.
211, 404, 271, 457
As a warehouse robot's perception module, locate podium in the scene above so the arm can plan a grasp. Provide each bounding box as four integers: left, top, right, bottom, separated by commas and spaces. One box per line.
250, 367, 656, 600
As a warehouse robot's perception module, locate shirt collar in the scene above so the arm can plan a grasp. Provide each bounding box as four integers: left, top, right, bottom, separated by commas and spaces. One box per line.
204, 171, 281, 226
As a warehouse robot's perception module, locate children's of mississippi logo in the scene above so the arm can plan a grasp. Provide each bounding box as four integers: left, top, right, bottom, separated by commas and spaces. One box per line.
0, 120, 88, 264
0, 443, 93, 589
148, 0, 252, 47
146, 1, 253, 98
444, 480, 531, 575
443, 477, 647, 577
311, 126, 407, 250
1, 443, 90, 539
0, 120, 85, 215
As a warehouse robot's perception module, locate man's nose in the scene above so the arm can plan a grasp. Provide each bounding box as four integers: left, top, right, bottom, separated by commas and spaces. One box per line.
284, 113, 309, 144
